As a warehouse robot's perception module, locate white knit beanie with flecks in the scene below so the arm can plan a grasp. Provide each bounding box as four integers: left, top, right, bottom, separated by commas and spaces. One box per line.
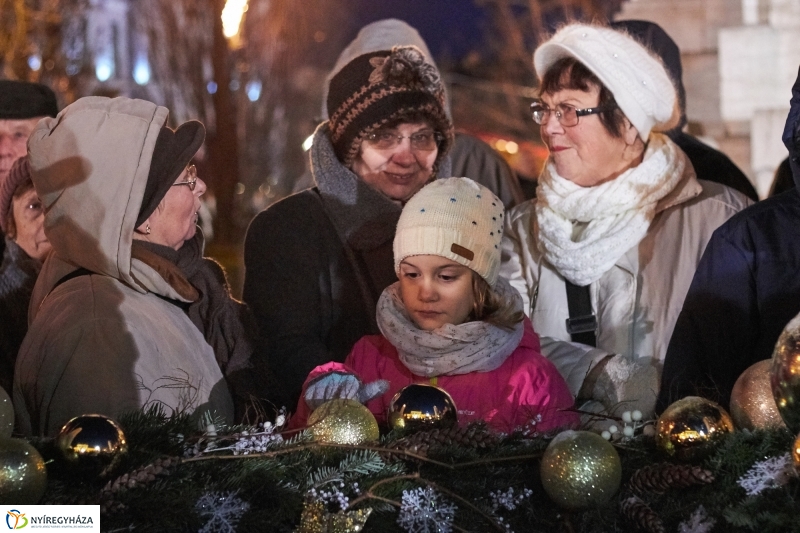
534, 23, 679, 140
394, 177, 505, 285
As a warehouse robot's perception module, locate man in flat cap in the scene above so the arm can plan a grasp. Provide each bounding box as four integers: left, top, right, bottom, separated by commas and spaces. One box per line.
0, 80, 58, 257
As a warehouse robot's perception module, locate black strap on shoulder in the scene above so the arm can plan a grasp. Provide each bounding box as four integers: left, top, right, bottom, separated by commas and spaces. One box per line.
53, 267, 93, 290
565, 280, 597, 347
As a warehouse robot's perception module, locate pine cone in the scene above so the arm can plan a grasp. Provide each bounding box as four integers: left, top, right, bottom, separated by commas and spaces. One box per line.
628, 462, 714, 495
620, 495, 665, 533
389, 423, 500, 457
99, 456, 182, 511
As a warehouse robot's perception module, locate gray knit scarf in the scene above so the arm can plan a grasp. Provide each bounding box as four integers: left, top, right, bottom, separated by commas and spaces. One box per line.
376, 278, 524, 377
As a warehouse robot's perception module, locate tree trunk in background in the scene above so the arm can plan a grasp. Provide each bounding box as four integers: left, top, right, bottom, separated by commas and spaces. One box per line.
209, 0, 239, 245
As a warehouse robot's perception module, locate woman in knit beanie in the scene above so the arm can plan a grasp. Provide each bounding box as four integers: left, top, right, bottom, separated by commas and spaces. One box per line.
244, 44, 455, 410
290, 178, 578, 434
0, 155, 50, 396
499, 23, 751, 422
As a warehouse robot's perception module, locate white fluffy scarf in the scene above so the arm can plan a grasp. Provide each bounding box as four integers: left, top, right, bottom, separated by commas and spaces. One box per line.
535, 133, 684, 286
376, 278, 525, 377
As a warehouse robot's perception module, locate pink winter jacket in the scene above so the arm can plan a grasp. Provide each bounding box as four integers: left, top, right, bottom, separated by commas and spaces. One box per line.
292, 318, 578, 433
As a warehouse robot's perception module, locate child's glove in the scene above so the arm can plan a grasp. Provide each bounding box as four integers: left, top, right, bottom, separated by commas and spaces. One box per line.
304, 371, 389, 410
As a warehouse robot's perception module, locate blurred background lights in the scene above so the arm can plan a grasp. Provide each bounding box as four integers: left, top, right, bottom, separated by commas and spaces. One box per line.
505, 141, 519, 154
27, 54, 42, 71
207, 81, 218, 94
302, 134, 314, 152
133, 54, 151, 85
95, 57, 114, 82
222, 0, 249, 39
246, 80, 262, 102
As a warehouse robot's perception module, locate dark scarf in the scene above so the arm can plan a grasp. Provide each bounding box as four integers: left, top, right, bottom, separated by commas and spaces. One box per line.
131, 234, 262, 416
310, 123, 452, 330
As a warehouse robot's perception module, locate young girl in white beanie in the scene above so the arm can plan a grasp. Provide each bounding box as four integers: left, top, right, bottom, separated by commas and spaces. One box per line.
291, 178, 577, 433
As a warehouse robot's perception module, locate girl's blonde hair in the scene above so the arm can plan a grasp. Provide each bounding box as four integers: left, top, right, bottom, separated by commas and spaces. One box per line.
470, 273, 524, 330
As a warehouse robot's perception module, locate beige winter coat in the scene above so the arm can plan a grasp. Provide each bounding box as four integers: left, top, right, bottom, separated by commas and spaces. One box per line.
499, 159, 751, 406
14, 97, 233, 436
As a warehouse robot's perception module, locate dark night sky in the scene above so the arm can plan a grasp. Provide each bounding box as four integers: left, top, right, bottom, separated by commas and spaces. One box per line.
343, 0, 492, 62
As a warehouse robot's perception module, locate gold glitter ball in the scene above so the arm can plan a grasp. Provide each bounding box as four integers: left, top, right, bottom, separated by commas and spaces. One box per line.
656, 396, 734, 462
730, 359, 786, 430
771, 313, 800, 432
308, 399, 379, 445
0, 437, 47, 504
540, 430, 621, 509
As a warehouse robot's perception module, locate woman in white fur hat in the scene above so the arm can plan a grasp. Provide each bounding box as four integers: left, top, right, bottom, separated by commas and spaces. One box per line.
499, 23, 751, 420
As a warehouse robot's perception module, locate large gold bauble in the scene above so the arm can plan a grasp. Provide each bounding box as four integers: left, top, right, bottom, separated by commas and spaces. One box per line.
730, 359, 786, 430
540, 430, 621, 510
656, 396, 734, 461
308, 399, 379, 445
0, 437, 47, 504
0, 386, 13, 438
56, 414, 127, 478
771, 313, 800, 432
793, 433, 800, 472
387, 383, 458, 432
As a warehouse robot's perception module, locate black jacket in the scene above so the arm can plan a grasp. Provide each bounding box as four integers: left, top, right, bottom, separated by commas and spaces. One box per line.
656, 65, 800, 412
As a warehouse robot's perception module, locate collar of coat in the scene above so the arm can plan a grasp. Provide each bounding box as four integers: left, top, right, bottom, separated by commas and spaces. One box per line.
653, 150, 702, 214
310, 122, 452, 251
130, 238, 200, 302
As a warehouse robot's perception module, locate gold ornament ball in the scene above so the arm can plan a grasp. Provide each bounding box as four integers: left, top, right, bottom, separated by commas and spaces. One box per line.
656, 396, 734, 461
730, 359, 786, 430
540, 430, 622, 510
387, 383, 458, 432
308, 399, 379, 445
771, 313, 800, 432
793, 433, 800, 472
0, 386, 13, 439
56, 414, 127, 478
0, 437, 47, 504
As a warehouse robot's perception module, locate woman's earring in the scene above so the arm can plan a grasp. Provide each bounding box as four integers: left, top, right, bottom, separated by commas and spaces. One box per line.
145, 223, 151, 235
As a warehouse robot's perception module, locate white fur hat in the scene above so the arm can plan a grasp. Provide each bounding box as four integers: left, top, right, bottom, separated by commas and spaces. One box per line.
394, 177, 504, 285
534, 23, 679, 140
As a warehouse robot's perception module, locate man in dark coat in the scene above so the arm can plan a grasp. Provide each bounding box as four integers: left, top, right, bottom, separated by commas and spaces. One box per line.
656, 65, 800, 412
612, 20, 758, 202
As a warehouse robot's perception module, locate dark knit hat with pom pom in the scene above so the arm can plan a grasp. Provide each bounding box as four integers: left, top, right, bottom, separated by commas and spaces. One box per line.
327, 45, 453, 166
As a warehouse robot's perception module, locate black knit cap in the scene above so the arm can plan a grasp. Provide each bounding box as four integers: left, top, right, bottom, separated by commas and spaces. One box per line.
0, 80, 58, 119
136, 120, 205, 228
326, 45, 453, 166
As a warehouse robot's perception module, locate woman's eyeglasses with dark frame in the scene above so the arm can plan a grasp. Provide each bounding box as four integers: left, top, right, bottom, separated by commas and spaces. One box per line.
530, 100, 613, 127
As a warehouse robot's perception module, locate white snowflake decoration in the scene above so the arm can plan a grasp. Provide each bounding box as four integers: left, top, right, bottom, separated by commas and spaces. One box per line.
196, 491, 250, 533
678, 505, 715, 533
307, 481, 361, 512
397, 486, 456, 533
736, 453, 795, 496
489, 487, 532, 512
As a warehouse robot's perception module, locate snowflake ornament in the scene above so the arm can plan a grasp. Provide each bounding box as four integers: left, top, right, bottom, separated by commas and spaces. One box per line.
678, 505, 715, 533
736, 453, 795, 496
489, 487, 532, 512
196, 491, 250, 533
397, 486, 456, 533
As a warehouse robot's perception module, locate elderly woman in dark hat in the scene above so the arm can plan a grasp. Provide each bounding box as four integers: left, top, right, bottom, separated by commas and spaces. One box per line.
244, 45, 454, 409
14, 97, 256, 436
0, 157, 50, 396
0, 81, 58, 397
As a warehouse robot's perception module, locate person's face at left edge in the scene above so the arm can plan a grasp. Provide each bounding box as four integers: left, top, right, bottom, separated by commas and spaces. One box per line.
0, 118, 41, 182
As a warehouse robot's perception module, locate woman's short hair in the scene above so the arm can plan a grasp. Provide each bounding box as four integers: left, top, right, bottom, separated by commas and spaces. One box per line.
5, 178, 35, 240
539, 56, 627, 139
471, 274, 524, 330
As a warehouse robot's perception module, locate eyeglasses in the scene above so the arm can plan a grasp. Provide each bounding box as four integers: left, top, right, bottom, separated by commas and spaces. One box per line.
364, 129, 443, 151
530, 100, 614, 127
172, 165, 198, 192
